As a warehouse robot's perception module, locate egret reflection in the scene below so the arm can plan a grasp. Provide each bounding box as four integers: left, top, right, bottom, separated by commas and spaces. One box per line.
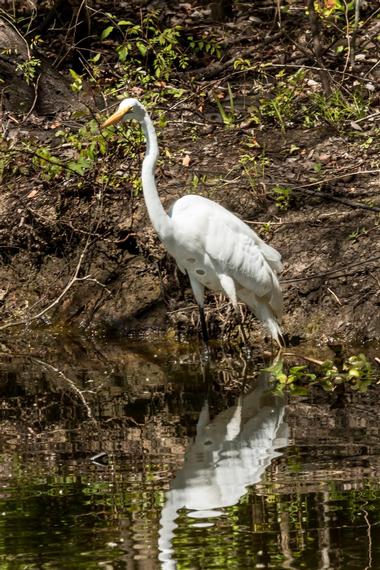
158, 368, 288, 568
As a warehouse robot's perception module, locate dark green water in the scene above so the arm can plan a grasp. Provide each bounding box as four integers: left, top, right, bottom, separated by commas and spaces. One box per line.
1, 336, 380, 569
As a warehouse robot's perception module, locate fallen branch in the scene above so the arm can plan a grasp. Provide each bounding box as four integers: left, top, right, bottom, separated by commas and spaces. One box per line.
293, 186, 380, 213
281, 254, 380, 284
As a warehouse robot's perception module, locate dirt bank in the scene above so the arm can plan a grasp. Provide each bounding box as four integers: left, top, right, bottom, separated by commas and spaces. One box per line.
0, 114, 378, 345
0, 3, 379, 346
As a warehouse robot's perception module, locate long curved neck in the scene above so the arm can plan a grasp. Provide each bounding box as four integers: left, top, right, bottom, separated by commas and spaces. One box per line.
140, 112, 171, 241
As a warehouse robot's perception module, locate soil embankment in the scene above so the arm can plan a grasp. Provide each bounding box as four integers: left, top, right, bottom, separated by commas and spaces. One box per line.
0, 3, 379, 346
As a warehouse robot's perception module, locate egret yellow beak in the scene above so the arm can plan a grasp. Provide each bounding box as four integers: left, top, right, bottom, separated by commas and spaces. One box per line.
101, 106, 132, 128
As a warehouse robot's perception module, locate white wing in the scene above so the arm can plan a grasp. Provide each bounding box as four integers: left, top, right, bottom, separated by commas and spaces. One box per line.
169, 195, 282, 291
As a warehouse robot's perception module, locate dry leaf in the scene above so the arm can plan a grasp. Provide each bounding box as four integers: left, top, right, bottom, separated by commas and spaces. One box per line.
27, 189, 38, 199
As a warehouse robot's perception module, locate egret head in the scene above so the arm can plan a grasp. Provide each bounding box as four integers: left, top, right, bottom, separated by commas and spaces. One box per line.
101, 98, 145, 128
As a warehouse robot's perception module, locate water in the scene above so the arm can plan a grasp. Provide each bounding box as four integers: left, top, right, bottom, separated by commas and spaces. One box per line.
1, 335, 380, 569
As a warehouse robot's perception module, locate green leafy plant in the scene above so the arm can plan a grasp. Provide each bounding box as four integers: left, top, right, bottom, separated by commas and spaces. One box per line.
256, 70, 307, 131
31, 146, 63, 180
265, 360, 316, 396
273, 186, 292, 211
214, 83, 236, 128
16, 56, 41, 84
304, 90, 368, 128
100, 11, 188, 84
348, 226, 368, 241
191, 173, 207, 192
69, 69, 84, 93
267, 353, 375, 395
187, 32, 222, 59
240, 152, 270, 194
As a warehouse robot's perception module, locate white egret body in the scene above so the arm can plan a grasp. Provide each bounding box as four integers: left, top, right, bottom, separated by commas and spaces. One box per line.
102, 98, 283, 343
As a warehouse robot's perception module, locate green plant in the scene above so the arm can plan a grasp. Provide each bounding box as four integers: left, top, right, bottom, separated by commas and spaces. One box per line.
261, 222, 272, 234
273, 186, 292, 211
187, 31, 222, 59
348, 226, 368, 241
31, 146, 63, 180
69, 69, 84, 93
304, 90, 368, 128
191, 173, 207, 192
240, 152, 270, 194
255, 70, 307, 131
233, 57, 252, 71
214, 83, 236, 128
343, 354, 373, 391
100, 11, 188, 85
16, 56, 41, 84
266, 353, 375, 395
265, 360, 316, 395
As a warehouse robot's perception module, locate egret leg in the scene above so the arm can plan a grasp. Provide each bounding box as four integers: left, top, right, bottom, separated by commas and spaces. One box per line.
199, 305, 209, 343
188, 274, 209, 343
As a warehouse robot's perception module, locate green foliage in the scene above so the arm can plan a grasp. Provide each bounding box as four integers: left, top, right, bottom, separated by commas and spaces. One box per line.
214, 83, 237, 128
265, 360, 316, 396
16, 56, 41, 84
303, 89, 369, 128
191, 173, 208, 192
348, 226, 368, 241
25, 113, 145, 189
267, 353, 375, 395
254, 70, 307, 131
240, 152, 270, 194
246, 67, 369, 131
273, 186, 292, 211
233, 57, 252, 71
31, 146, 63, 180
100, 11, 188, 84
343, 353, 373, 391
69, 69, 84, 93
187, 32, 222, 59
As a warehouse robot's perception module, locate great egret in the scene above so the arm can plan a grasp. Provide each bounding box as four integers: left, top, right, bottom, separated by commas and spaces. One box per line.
101, 98, 283, 344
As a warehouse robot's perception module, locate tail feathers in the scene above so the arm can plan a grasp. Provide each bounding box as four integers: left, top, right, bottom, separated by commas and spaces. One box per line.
238, 288, 283, 345
254, 302, 284, 346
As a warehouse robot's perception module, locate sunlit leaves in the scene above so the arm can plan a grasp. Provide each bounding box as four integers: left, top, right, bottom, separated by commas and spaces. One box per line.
100, 25, 114, 40
267, 353, 375, 395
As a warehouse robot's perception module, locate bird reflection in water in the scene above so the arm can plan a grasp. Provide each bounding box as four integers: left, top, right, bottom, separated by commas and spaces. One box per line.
158, 367, 288, 568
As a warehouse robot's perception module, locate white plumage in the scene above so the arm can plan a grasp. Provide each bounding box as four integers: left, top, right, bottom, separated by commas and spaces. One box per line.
102, 98, 283, 343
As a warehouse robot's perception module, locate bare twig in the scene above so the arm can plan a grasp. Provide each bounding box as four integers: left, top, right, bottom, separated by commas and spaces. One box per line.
31, 357, 97, 424
23, 71, 41, 122
350, 0, 361, 69
281, 255, 380, 284
327, 287, 342, 306
285, 169, 380, 189
306, 0, 331, 95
